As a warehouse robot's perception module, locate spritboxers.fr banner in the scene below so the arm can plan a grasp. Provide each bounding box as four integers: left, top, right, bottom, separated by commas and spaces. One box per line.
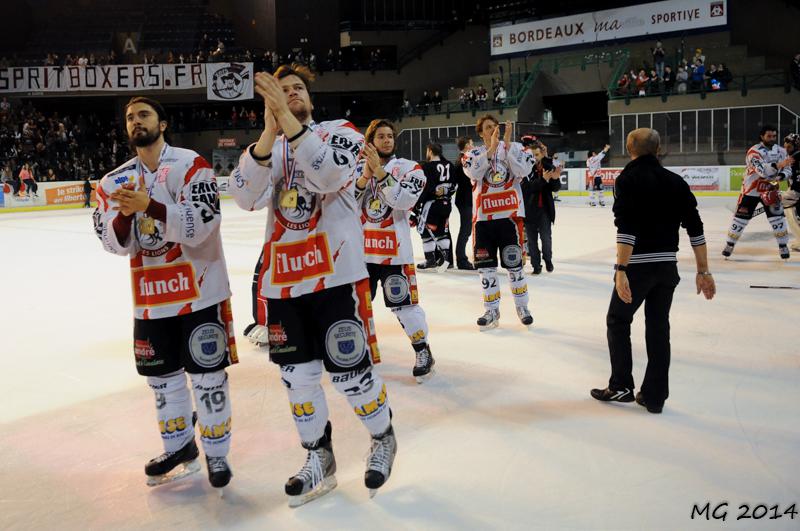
490, 0, 727, 55
0, 62, 254, 100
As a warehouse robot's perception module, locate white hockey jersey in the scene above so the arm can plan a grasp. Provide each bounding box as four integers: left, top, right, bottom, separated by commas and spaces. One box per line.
230, 119, 367, 299
354, 156, 426, 265
742, 142, 791, 197
463, 141, 533, 222
587, 151, 606, 176
93, 144, 231, 320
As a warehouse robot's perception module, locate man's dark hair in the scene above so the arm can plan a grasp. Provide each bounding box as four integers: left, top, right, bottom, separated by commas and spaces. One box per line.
365, 119, 396, 145
428, 142, 443, 157
125, 96, 167, 123
456, 136, 471, 152
274, 63, 315, 94
759, 124, 777, 136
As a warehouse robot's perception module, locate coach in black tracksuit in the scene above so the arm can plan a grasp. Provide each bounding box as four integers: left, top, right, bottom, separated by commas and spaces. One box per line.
591, 128, 716, 414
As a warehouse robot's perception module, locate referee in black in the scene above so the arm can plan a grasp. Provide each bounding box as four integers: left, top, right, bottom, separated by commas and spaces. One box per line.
591, 128, 716, 414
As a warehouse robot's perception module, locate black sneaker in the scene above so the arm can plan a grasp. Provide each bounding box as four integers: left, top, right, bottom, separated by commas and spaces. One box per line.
545, 261, 554, 273
635, 392, 663, 414
590, 387, 635, 403
532, 265, 542, 275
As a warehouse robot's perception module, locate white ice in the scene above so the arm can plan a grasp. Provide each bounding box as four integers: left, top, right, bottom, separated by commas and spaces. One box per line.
1, 197, 798, 530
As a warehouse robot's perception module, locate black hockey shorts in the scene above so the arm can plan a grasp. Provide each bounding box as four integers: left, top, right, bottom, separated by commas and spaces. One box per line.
735, 194, 783, 219
473, 217, 526, 269
133, 299, 238, 377
266, 279, 380, 372
367, 263, 420, 308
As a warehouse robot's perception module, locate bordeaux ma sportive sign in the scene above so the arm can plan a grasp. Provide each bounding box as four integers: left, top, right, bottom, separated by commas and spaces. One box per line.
490, 0, 727, 55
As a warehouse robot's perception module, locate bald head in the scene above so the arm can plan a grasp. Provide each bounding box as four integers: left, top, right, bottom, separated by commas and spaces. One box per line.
626, 128, 660, 159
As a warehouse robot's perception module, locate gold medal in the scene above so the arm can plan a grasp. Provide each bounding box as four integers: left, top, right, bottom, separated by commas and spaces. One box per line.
138, 215, 155, 235
492, 172, 503, 183
369, 199, 381, 211
280, 188, 298, 208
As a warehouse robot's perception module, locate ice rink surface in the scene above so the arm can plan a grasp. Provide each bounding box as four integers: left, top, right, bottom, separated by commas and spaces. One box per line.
1, 196, 798, 530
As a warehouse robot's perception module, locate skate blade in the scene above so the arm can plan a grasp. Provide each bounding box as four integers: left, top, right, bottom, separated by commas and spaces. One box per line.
288, 476, 337, 508
415, 369, 435, 384
369, 488, 377, 499
146, 458, 201, 487
436, 261, 450, 274
478, 321, 499, 332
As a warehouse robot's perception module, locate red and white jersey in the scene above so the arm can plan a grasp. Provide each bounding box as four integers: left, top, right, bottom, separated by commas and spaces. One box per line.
230, 119, 367, 299
463, 141, 533, 222
742, 142, 791, 197
93, 144, 231, 320
586, 151, 606, 176
355, 156, 426, 265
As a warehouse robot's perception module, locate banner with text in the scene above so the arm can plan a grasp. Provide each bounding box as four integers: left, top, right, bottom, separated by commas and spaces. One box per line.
0, 63, 214, 94
582, 166, 721, 191
490, 0, 727, 55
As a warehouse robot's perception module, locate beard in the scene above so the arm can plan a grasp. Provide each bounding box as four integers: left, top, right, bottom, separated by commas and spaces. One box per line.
376, 146, 394, 158
762, 139, 775, 149
288, 100, 312, 124
128, 126, 162, 148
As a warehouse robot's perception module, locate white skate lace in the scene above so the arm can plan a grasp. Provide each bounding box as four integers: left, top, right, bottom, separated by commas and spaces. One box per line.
207, 457, 228, 474
414, 348, 431, 368
367, 436, 392, 475
153, 451, 176, 463
295, 448, 324, 488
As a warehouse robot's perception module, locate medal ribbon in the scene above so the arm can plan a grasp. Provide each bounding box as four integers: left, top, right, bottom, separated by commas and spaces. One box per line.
282, 138, 296, 192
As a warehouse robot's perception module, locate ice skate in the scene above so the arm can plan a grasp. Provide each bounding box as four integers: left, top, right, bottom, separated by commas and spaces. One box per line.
589, 202, 597, 207
599, 201, 606, 207
779, 244, 790, 260
206, 456, 232, 495
722, 243, 735, 258
515, 305, 533, 326
365, 424, 397, 498
285, 421, 337, 508
145, 438, 201, 487
243, 322, 268, 347
477, 308, 500, 331
412, 343, 435, 383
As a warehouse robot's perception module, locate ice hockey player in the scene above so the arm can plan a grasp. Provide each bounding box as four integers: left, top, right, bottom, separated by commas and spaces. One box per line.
463, 115, 534, 330
723, 125, 794, 260
229, 65, 396, 506
93, 96, 236, 491
355, 119, 435, 383
587, 144, 611, 206
417, 142, 457, 270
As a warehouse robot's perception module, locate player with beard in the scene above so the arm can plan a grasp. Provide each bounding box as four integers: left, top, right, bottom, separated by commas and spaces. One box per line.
93, 97, 237, 491
355, 119, 434, 382
463, 115, 534, 330
230, 65, 397, 505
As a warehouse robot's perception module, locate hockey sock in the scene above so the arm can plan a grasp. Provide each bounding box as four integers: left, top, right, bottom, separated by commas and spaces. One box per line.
507, 266, 529, 307
147, 370, 194, 453
767, 215, 789, 246
280, 360, 330, 445
726, 216, 750, 245
479, 267, 501, 310
391, 304, 429, 345
330, 368, 391, 437
189, 370, 232, 458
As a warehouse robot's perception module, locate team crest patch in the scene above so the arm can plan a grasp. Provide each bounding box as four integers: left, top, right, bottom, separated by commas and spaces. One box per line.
501, 245, 523, 267
325, 320, 366, 368
384, 275, 409, 304
189, 323, 227, 368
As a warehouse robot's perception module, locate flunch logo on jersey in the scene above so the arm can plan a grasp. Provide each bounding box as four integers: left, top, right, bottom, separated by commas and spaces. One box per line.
481, 189, 519, 215
364, 229, 398, 257
275, 185, 317, 231
271, 233, 334, 285
131, 262, 200, 307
